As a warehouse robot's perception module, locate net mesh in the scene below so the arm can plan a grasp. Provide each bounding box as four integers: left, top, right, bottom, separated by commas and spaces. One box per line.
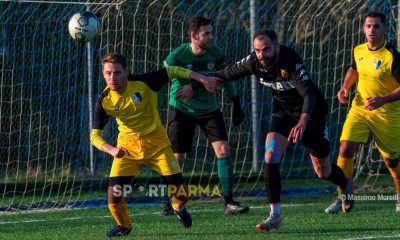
0, 0, 398, 211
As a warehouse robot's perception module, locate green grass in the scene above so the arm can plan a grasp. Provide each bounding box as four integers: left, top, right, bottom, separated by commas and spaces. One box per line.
0, 196, 399, 240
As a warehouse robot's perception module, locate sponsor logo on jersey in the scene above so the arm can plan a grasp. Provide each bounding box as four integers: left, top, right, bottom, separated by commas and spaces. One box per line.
207, 61, 215, 70
280, 69, 289, 78
132, 92, 142, 102
259, 78, 295, 91
374, 59, 382, 69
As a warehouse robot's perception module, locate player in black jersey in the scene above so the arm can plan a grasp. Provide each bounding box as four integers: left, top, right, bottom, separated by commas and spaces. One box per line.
188, 29, 354, 232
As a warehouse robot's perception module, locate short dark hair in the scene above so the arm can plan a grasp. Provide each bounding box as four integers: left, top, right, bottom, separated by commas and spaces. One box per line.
187, 16, 212, 35
253, 29, 278, 43
366, 11, 386, 25
102, 53, 127, 69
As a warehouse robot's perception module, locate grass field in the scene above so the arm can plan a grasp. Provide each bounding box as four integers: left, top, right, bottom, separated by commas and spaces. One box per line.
1, 194, 399, 240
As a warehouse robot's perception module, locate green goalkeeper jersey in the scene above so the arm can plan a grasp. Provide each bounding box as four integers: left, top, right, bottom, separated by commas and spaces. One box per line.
163, 42, 237, 115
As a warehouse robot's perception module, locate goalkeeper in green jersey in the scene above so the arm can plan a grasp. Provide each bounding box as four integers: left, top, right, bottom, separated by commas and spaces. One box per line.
159, 16, 249, 216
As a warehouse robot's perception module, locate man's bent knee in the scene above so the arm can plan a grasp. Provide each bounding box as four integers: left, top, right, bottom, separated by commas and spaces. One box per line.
339, 141, 359, 158
108, 186, 126, 203
108, 176, 133, 203
265, 139, 280, 163
213, 141, 230, 157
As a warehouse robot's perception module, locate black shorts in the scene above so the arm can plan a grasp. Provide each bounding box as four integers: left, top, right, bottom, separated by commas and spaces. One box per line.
269, 114, 330, 158
167, 107, 228, 153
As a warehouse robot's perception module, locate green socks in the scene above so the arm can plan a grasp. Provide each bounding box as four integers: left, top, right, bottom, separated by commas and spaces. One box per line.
217, 157, 233, 195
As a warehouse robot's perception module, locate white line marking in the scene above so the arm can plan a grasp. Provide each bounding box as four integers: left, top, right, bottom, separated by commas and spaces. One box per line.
339, 235, 400, 240
0, 203, 326, 225
63, 217, 82, 220
0, 202, 397, 239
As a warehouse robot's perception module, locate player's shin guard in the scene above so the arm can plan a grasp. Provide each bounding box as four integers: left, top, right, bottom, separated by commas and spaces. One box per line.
323, 164, 348, 190
263, 163, 281, 204
336, 156, 354, 196
387, 161, 400, 194
108, 198, 131, 228
217, 157, 233, 201
162, 173, 189, 211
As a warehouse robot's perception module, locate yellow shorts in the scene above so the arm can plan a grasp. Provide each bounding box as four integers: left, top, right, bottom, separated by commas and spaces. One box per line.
340, 106, 400, 159
109, 146, 181, 177
117, 126, 171, 160
110, 126, 181, 177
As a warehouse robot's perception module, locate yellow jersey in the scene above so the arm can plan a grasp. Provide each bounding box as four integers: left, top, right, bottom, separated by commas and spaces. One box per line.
90, 67, 192, 151
351, 41, 400, 115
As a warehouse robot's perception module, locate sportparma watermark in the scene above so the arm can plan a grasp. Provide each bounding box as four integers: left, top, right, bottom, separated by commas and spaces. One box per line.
112, 184, 221, 198
340, 193, 399, 202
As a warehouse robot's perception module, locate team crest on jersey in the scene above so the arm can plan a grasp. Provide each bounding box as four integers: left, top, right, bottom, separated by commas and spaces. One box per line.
373, 59, 382, 69
132, 92, 142, 102
280, 69, 289, 78
186, 64, 192, 70
207, 61, 215, 70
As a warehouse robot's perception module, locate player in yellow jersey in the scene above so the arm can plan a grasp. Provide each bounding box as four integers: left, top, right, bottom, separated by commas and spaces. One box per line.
90, 53, 220, 237
325, 12, 400, 213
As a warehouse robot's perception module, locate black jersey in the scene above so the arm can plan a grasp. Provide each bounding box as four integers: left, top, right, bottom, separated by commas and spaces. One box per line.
217, 45, 328, 120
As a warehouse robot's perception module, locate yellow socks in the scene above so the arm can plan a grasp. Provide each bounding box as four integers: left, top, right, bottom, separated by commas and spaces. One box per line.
108, 199, 131, 227
171, 191, 189, 211
336, 155, 354, 196
387, 162, 400, 194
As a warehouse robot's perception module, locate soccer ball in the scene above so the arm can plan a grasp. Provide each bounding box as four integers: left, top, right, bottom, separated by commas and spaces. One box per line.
68, 11, 100, 42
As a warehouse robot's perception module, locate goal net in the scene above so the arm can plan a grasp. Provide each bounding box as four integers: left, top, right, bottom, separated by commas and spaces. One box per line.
0, 0, 398, 211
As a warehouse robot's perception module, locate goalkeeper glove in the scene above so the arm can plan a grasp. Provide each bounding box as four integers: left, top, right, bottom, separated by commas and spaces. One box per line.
231, 96, 244, 126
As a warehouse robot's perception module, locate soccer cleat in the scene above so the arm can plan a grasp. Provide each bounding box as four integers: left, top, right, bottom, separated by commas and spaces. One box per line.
325, 198, 342, 214
160, 199, 174, 216
174, 207, 192, 228
256, 214, 282, 232
224, 201, 250, 215
341, 180, 355, 213
105, 225, 132, 237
